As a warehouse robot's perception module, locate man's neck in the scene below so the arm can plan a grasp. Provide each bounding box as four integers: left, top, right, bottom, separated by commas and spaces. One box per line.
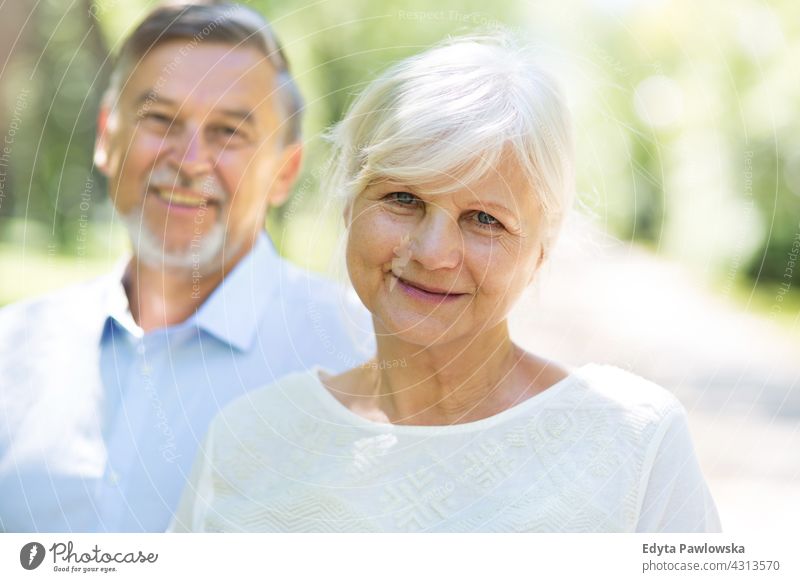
123, 241, 255, 332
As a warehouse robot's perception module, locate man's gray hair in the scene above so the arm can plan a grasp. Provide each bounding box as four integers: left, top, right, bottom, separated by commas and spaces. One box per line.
104, 2, 303, 144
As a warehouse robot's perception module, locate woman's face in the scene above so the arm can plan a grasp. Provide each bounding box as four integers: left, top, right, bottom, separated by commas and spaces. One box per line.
346, 157, 546, 347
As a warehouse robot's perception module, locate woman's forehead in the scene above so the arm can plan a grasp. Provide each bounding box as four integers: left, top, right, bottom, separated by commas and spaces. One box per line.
378, 157, 534, 201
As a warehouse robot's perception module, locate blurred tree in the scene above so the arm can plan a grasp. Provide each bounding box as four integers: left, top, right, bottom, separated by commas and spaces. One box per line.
1, 0, 797, 291
0, 0, 36, 221
1, 0, 110, 250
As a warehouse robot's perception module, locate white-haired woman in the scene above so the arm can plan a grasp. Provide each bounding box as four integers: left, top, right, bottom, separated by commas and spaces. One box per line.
171, 35, 720, 533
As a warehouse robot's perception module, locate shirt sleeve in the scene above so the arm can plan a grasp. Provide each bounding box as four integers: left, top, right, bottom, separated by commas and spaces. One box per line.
167, 427, 216, 533
635, 407, 722, 532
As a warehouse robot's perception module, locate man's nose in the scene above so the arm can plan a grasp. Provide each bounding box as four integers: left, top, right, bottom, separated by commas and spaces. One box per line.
168, 126, 213, 178
409, 210, 463, 271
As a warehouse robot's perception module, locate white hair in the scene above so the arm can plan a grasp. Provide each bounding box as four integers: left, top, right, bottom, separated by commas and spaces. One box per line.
327, 33, 575, 254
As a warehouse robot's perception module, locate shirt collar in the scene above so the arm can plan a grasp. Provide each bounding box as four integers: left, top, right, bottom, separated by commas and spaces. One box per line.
192, 232, 281, 352
103, 258, 141, 340
102, 233, 281, 352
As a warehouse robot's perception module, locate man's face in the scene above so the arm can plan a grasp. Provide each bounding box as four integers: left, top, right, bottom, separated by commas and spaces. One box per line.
97, 40, 300, 272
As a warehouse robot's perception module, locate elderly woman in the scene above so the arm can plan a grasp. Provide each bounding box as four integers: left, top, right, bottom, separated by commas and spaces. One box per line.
171, 35, 720, 532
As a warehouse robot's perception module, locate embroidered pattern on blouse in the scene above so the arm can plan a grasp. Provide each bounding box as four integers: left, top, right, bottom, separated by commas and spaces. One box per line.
196, 366, 679, 532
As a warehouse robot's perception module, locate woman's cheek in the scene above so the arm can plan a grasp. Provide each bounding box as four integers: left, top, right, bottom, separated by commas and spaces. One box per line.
468, 236, 526, 297
347, 206, 398, 278
468, 235, 506, 275
361, 206, 413, 261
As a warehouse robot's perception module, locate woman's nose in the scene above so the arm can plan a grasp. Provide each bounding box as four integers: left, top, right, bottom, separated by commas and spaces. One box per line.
409, 211, 463, 271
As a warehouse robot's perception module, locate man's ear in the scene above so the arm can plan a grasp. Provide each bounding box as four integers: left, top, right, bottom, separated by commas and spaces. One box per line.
94, 106, 111, 176
266, 142, 303, 207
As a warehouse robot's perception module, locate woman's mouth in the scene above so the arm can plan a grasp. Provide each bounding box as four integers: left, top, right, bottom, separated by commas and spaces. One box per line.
391, 274, 468, 304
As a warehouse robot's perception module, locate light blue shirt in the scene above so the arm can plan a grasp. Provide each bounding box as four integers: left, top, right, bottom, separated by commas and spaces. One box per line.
0, 233, 372, 532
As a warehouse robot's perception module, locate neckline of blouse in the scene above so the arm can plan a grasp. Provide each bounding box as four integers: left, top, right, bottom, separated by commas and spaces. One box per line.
305, 364, 593, 436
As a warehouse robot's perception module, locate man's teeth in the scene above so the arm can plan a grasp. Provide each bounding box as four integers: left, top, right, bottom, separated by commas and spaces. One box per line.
155, 189, 208, 208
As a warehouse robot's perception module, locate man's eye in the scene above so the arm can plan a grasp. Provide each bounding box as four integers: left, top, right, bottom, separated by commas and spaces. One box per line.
213, 125, 240, 137
142, 111, 172, 124
387, 192, 419, 206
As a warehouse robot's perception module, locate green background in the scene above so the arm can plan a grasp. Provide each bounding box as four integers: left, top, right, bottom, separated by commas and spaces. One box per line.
0, 0, 798, 322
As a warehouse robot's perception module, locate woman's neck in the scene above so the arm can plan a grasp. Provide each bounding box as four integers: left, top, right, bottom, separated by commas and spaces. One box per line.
363, 321, 533, 425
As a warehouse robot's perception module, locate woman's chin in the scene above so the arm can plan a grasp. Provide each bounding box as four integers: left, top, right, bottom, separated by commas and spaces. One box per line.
374, 310, 466, 347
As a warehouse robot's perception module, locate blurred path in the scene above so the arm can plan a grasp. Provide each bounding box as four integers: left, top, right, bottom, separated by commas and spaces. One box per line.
509, 224, 800, 533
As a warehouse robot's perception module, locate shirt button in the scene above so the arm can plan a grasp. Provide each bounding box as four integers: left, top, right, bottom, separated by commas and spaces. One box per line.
108, 471, 120, 486
136, 343, 146, 355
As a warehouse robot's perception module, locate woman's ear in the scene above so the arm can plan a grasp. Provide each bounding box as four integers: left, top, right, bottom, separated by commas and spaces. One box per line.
342, 198, 354, 228
529, 244, 546, 284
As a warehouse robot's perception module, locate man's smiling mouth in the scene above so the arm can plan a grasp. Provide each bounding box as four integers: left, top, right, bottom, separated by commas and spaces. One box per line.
149, 187, 221, 209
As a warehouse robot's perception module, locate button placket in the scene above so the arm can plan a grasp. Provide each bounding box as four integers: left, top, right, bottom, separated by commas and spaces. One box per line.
100, 336, 163, 529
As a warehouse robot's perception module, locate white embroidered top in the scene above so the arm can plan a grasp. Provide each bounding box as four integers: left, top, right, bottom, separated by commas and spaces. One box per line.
171, 364, 721, 532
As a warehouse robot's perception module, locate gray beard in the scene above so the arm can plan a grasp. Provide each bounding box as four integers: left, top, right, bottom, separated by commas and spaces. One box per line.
121, 206, 230, 274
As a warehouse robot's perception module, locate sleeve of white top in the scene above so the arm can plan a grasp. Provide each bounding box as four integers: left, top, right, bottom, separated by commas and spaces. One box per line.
167, 427, 217, 533
635, 407, 722, 533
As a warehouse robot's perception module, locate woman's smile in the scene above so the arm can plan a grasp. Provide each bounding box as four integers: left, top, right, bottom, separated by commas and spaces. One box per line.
389, 273, 470, 304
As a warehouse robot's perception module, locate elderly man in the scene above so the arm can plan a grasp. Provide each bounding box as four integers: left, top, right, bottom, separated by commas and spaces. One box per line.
0, 3, 369, 532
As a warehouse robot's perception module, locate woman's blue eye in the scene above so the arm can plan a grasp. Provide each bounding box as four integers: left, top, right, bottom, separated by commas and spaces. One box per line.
476, 211, 499, 225
390, 192, 417, 205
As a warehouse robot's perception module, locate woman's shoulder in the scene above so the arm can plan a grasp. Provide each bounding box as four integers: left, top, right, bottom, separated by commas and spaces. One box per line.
564, 363, 685, 425
208, 369, 325, 444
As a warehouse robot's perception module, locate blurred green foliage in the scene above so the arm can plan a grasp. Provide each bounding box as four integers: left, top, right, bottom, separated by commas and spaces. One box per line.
0, 0, 798, 301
